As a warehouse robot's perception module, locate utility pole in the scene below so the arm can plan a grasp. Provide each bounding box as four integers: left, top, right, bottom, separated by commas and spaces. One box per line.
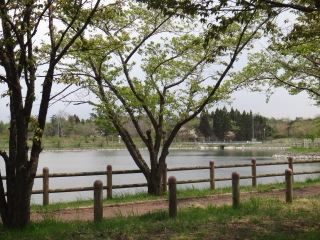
252, 114, 254, 141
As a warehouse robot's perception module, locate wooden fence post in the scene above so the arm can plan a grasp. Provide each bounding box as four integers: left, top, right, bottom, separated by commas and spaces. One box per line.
168, 176, 177, 218
94, 180, 103, 222
288, 157, 294, 183
251, 158, 257, 187
285, 168, 293, 203
232, 172, 240, 208
107, 165, 112, 199
43, 167, 49, 206
210, 160, 215, 190
163, 163, 168, 192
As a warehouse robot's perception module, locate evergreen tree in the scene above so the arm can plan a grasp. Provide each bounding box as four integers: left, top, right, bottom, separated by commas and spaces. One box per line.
228, 107, 239, 139
235, 110, 251, 140
212, 107, 230, 141
198, 111, 212, 138
254, 114, 267, 140
229, 107, 235, 121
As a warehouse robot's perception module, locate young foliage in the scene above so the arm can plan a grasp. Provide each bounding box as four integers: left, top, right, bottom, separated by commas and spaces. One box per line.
231, 9, 320, 105
63, 2, 272, 194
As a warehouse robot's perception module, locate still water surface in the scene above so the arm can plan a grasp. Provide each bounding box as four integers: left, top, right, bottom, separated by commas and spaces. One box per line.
2, 148, 320, 204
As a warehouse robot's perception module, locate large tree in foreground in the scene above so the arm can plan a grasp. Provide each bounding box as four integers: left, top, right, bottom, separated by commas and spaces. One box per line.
64, 2, 272, 195
139, 1, 320, 106
137, 0, 320, 15
0, 0, 101, 229
231, 10, 320, 105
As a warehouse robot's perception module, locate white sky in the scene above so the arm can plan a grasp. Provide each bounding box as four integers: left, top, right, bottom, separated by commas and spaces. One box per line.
226, 88, 318, 119
0, 85, 318, 123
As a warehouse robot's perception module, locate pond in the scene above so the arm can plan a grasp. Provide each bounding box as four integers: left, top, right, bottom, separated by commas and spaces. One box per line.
1, 148, 319, 204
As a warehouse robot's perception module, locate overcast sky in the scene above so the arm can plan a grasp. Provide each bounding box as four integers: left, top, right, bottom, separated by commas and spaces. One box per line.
0, 85, 318, 123
227, 88, 318, 119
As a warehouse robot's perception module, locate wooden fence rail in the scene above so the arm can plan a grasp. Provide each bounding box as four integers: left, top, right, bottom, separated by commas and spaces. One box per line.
1, 157, 320, 205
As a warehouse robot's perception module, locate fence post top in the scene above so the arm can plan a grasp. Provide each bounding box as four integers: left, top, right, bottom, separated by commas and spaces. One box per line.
232, 171, 240, 179
210, 160, 214, 165
43, 167, 49, 173
168, 176, 177, 184
285, 168, 293, 175
288, 157, 293, 161
251, 158, 256, 163
94, 180, 103, 188
107, 165, 112, 171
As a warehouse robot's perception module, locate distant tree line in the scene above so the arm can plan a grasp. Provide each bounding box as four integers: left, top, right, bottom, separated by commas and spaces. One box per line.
0, 110, 318, 143
44, 114, 96, 138
198, 107, 275, 141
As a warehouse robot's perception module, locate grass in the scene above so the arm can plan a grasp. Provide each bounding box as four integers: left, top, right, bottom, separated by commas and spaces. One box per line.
286, 147, 320, 154
2, 192, 320, 239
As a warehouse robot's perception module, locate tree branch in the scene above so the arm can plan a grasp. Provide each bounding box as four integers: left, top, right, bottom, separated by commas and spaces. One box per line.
0, 150, 9, 165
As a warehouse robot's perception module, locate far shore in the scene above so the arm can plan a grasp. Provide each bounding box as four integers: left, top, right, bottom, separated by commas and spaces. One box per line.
41, 146, 320, 160
2, 145, 319, 160
38, 145, 290, 152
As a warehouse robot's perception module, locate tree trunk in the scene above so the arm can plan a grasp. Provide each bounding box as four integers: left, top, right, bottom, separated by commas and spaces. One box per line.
0, 151, 40, 228
147, 172, 162, 195
0, 0, 101, 229
0, 141, 36, 229
8, 168, 31, 228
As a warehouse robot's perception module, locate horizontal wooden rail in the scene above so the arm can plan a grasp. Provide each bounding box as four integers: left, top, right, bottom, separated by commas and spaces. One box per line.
45, 171, 108, 178
30, 175, 255, 195
257, 173, 285, 178
293, 170, 320, 175
111, 183, 148, 189
31, 186, 94, 194
2, 156, 320, 205
1, 171, 108, 180
214, 175, 254, 182
214, 163, 253, 169
256, 159, 320, 166
167, 166, 209, 171
176, 178, 211, 184
256, 161, 287, 166
112, 169, 142, 175
31, 183, 150, 194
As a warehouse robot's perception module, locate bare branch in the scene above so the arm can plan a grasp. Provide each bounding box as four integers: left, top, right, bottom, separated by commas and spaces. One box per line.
49, 86, 84, 107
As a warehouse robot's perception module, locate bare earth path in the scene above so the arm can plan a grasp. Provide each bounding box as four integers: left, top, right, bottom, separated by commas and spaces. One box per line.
30, 186, 320, 222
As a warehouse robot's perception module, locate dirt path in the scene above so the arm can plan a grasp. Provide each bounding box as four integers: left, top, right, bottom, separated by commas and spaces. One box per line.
30, 186, 320, 222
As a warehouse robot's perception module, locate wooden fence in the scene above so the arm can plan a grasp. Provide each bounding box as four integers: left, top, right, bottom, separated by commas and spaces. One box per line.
2, 157, 320, 205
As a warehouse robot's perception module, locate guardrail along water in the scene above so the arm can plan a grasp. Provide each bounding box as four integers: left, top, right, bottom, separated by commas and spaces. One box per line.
2, 157, 320, 205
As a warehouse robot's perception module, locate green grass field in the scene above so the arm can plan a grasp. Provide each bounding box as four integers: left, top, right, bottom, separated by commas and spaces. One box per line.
1, 176, 320, 239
